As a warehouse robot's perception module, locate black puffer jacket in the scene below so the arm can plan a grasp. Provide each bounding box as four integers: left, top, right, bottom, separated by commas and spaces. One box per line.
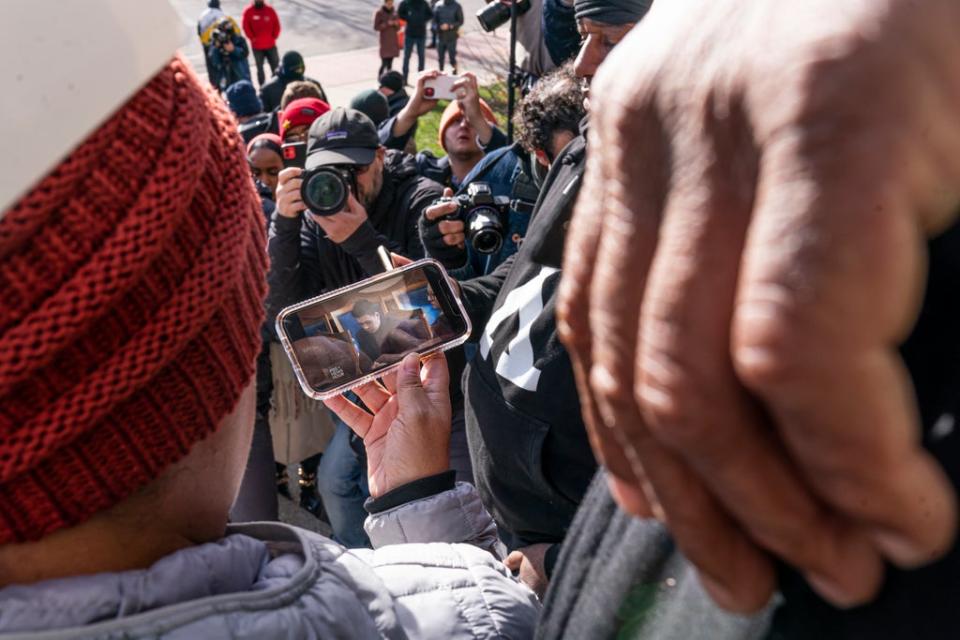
266, 150, 443, 320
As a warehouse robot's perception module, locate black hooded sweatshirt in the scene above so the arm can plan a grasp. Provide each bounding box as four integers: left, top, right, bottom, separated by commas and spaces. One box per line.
458, 124, 596, 551
266, 150, 442, 319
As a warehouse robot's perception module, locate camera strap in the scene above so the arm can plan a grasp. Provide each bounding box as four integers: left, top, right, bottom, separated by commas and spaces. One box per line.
457, 143, 538, 215
510, 149, 540, 216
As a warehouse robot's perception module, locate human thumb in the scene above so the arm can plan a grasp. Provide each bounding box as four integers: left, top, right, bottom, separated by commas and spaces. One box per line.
396, 352, 423, 395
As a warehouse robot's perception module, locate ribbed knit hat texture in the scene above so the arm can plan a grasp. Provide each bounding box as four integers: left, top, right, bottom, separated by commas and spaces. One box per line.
0, 54, 268, 544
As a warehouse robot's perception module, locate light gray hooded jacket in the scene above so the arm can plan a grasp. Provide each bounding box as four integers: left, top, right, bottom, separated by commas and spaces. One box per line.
0, 483, 539, 639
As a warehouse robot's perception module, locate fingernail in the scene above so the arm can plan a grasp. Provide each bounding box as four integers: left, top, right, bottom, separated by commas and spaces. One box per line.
697, 573, 739, 611
805, 573, 864, 609
699, 574, 771, 614
873, 529, 931, 568
403, 353, 420, 375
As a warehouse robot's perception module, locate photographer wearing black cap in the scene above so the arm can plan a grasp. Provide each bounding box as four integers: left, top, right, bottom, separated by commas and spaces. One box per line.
267, 107, 443, 547
268, 107, 442, 297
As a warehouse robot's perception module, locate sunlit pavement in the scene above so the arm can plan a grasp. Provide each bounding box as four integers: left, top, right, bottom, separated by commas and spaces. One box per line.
171, 0, 509, 106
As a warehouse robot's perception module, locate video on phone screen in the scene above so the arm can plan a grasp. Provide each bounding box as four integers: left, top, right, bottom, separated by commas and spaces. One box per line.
282, 267, 466, 394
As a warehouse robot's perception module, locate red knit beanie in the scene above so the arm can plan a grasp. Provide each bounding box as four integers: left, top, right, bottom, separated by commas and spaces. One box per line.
0, 54, 268, 544
438, 98, 498, 150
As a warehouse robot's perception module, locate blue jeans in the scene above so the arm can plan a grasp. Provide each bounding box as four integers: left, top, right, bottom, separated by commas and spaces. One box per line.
317, 419, 371, 548
402, 36, 426, 83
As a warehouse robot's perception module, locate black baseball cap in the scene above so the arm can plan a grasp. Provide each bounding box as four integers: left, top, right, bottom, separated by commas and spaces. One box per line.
305, 107, 379, 169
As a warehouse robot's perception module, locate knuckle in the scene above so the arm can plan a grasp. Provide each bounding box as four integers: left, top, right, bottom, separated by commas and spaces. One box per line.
556, 289, 585, 346
656, 475, 718, 540
635, 349, 709, 447
589, 362, 636, 415
731, 300, 816, 393
752, 517, 822, 567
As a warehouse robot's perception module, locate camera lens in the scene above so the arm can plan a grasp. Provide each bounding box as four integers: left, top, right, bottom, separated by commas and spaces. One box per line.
476, 0, 532, 32
472, 228, 503, 254
302, 169, 348, 216
466, 206, 504, 254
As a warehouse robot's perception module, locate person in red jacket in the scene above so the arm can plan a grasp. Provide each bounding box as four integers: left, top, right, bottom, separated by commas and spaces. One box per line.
242, 0, 281, 87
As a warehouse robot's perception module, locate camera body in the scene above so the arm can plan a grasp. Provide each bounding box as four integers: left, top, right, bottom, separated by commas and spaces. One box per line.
441, 182, 510, 254
300, 165, 358, 217
211, 20, 236, 49
476, 0, 532, 32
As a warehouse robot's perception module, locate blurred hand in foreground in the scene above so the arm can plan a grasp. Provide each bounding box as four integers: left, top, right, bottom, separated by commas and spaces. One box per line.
558, 0, 960, 613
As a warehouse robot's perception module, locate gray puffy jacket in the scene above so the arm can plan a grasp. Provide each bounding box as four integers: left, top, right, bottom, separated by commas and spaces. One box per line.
0, 483, 539, 639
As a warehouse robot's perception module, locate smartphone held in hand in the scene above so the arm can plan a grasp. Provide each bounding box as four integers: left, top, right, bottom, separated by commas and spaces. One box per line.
424, 75, 460, 100
276, 259, 471, 400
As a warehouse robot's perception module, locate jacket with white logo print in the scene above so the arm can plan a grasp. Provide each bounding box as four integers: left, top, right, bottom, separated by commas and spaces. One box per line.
458, 124, 597, 552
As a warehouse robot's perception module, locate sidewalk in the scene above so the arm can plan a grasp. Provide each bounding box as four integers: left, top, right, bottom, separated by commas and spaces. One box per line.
296, 29, 510, 107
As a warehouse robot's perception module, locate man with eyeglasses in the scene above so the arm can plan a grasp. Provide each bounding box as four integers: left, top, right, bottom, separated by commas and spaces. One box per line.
267, 107, 443, 548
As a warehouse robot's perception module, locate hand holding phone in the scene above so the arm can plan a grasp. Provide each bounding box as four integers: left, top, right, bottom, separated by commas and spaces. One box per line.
324, 352, 452, 498
276, 259, 471, 400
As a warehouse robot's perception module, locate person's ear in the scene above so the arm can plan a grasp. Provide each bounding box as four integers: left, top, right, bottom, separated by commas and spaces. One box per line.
534, 149, 550, 168
377, 146, 386, 164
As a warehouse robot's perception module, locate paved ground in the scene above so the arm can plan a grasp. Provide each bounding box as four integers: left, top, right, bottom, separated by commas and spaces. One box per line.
171, 0, 509, 106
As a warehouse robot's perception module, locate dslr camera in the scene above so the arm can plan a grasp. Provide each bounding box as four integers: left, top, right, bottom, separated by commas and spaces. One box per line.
300, 165, 358, 217
211, 22, 234, 49
440, 182, 510, 254
476, 0, 532, 32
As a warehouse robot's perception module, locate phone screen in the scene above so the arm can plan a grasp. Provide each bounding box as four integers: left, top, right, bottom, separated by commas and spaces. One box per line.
277, 261, 470, 398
